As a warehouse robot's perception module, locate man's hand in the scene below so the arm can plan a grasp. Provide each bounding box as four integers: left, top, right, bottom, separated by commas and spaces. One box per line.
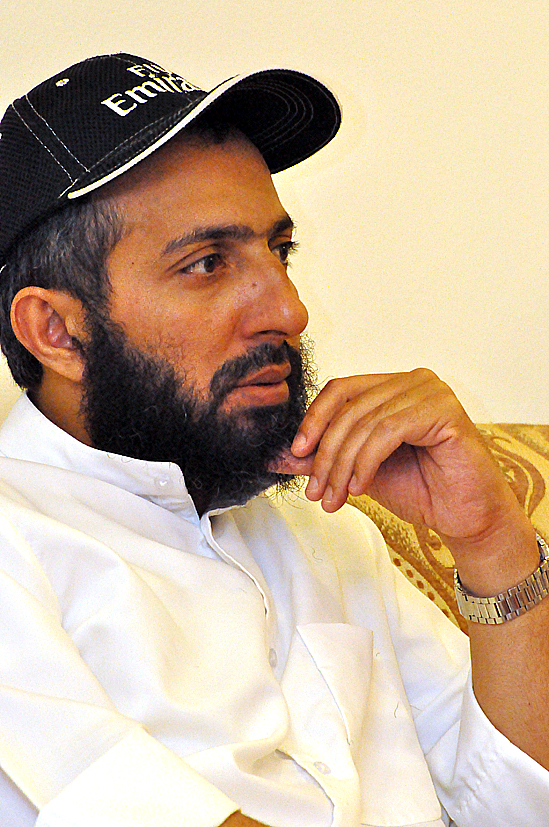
276, 368, 549, 769
278, 368, 509, 526
275, 368, 538, 586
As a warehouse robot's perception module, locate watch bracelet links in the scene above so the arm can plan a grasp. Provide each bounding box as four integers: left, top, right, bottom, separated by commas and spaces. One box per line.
454, 533, 549, 624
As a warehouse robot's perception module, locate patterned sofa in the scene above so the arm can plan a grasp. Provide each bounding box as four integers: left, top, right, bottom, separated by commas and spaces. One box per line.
349, 424, 549, 633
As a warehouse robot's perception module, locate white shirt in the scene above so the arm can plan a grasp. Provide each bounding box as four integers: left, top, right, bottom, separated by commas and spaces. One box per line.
0, 394, 547, 827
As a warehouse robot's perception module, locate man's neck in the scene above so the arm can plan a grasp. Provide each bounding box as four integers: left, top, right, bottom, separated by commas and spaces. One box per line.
31, 373, 91, 446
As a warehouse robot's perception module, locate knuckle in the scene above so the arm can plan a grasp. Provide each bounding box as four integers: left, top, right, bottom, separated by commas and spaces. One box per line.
311, 443, 334, 476
410, 366, 438, 382
324, 377, 345, 394
375, 415, 399, 439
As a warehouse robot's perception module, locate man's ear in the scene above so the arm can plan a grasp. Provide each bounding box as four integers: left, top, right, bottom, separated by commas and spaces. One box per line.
10, 287, 87, 383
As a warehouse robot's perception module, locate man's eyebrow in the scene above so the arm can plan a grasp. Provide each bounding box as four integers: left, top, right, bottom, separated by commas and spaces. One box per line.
161, 215, 295, 258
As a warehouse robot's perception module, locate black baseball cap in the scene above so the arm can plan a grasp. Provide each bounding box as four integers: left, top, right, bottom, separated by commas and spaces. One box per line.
0, 52, 341, 267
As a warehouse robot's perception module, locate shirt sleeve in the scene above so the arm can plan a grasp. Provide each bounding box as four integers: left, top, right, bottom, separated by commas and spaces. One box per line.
0, 520, 237, 827
427, 675, 549, 827
319, 503, 549, 827
375, 518, 549, 827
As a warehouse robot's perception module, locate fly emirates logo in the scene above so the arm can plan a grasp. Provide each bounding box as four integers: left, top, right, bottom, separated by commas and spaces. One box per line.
101, 61, 200, 117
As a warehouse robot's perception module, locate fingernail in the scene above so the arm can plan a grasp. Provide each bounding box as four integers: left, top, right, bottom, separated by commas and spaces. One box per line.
292, 433, 307, 455
349, 475, 359, 495
306, 476, 319, 497
323, 485, 334, 503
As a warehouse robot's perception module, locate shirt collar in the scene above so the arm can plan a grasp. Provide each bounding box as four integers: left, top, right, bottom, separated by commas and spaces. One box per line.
0, 393, 202, 522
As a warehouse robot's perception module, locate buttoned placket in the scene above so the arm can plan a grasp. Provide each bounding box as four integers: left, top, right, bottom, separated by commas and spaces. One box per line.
199, 507, 281, 676
116, 449, 282, 676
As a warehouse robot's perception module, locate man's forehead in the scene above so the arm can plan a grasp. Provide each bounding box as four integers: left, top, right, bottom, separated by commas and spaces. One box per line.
97, 128, 266, 203
98, 134, 291, 263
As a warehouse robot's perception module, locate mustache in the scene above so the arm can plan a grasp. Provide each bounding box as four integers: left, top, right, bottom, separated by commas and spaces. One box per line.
208, 341, 295, 402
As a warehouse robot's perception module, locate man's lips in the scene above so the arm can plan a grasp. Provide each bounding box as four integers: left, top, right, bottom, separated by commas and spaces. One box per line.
236, 363, 292, 388
228, 362, 292, 406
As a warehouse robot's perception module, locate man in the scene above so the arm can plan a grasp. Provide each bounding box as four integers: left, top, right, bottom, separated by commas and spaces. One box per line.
0, 52, 547, 827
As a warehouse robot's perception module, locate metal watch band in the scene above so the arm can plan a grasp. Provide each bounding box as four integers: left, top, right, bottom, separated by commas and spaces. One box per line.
454, 534, 549, 624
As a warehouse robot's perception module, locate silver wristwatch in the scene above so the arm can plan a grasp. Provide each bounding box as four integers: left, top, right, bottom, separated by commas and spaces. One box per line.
454, 534, 549, 624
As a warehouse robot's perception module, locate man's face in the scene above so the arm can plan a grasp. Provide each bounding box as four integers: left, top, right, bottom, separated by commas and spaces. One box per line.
100, 132, 309, 406
80, 133, 313, 511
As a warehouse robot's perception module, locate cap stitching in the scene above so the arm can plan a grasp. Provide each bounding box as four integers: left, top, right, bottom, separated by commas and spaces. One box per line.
249, 84, 309, 145
24, 95, 89, 172
80, 104, 197, 178
11, 104, 75, 184
246, 78, 335, 148
77, 77, 315, 181
261, 92, 340, 168
58, 179, 78, 199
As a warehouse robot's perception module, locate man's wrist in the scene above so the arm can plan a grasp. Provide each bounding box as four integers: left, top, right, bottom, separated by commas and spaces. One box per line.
455, 534, 549, 624
442, 508, 539, 595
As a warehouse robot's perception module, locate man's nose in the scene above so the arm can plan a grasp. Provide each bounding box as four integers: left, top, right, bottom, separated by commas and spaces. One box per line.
241, 259, 309, 343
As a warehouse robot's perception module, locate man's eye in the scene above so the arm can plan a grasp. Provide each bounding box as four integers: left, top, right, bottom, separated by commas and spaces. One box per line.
274, 240, 298, 265
182, 253, 221, 275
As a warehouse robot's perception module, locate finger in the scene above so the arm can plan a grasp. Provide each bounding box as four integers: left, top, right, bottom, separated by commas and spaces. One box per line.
346, 386, 467, 497
312, 403, 423, 512
291, 373, 404, 457
305, 373, 442, 505
292, 369, 439, 458
319, 377, 472, 513
269, 451, 315, 476
310, 413, 377, 511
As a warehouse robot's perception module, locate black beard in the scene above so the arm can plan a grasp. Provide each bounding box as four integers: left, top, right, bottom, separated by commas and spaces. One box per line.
78, 314, 316, 513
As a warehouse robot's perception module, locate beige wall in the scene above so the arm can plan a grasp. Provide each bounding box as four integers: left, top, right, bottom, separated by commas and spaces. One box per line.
1, 1, 548, 422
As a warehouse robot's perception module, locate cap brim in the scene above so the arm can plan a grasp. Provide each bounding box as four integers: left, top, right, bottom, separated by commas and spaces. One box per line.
67, 68, 341, 199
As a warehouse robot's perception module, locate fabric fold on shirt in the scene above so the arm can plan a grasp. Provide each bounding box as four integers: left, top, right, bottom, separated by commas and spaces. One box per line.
35, 727, 237, 827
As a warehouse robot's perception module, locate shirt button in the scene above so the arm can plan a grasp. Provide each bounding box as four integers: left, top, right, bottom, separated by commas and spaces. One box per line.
313, 761, 331, 775
268, 648, 278, 669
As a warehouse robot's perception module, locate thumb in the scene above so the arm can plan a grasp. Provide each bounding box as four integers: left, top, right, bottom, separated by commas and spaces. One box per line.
269, 450, 315, 476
